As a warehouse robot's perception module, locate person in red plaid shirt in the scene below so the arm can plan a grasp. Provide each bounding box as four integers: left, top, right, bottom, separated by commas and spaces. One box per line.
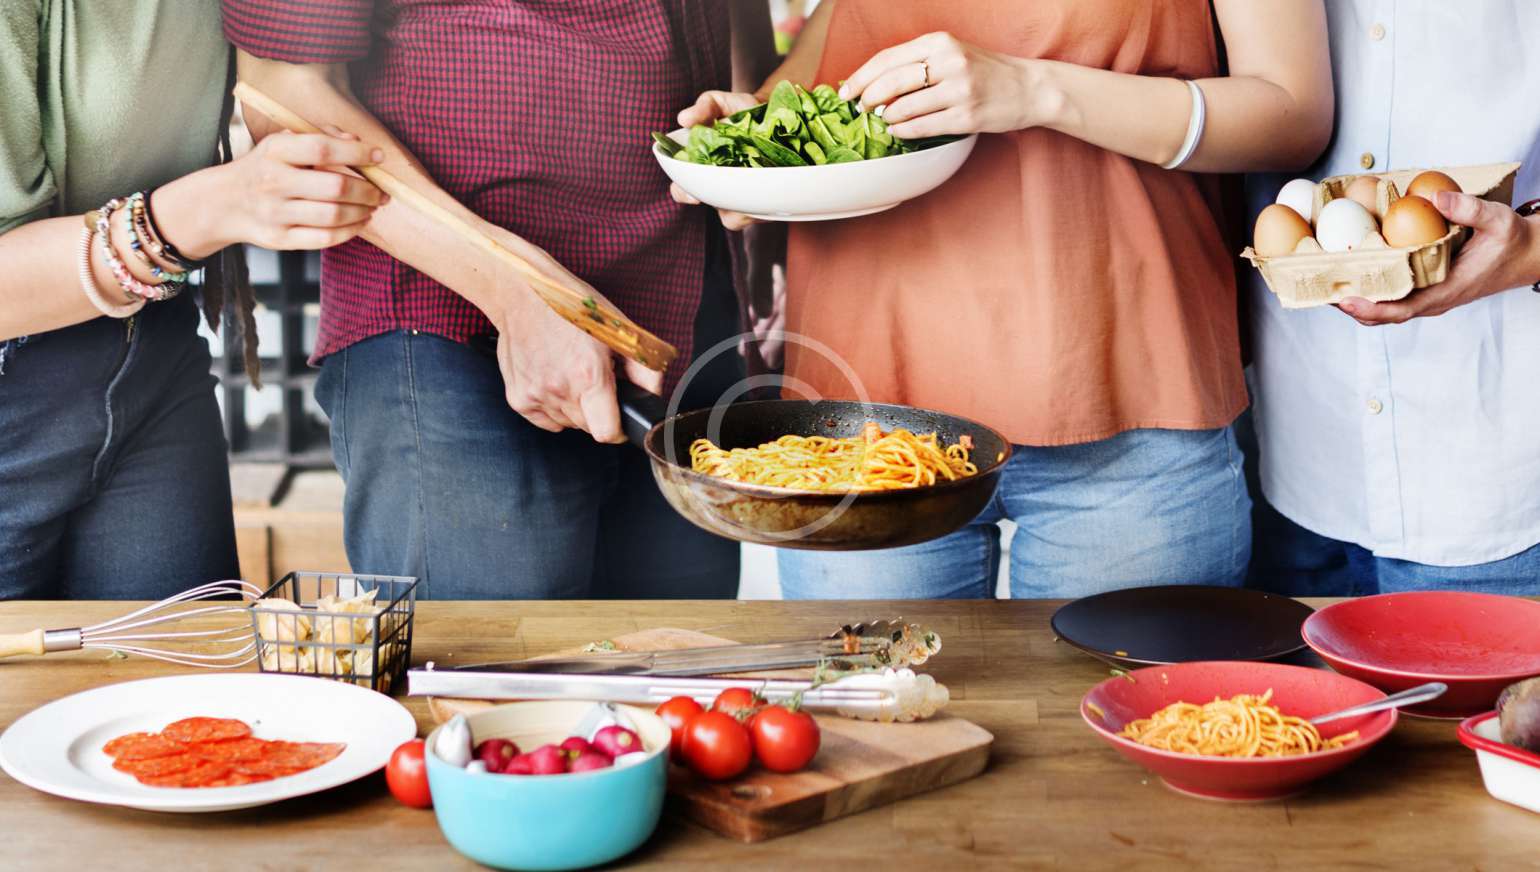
225, 1, 770, 598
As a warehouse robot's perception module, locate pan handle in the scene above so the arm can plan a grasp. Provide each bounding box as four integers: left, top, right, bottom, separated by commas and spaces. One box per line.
618, 379, 667, 449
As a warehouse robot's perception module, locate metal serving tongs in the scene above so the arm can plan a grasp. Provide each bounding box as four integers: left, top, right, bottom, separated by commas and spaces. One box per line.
409, 666, 951, 723
446, 620, 940, 677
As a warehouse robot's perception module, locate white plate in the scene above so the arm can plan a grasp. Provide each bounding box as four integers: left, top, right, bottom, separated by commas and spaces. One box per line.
0, 673, 416, 812
654, 129, 978, 222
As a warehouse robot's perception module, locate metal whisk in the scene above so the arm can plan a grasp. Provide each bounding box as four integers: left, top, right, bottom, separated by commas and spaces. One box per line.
0, 580, 262, 668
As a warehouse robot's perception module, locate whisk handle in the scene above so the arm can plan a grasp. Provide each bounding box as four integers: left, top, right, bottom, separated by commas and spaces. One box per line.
0, 629, 46, 659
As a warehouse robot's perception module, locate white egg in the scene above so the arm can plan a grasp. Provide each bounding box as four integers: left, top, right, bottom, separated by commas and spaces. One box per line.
1315, 198, 1380, 253
1275, 178, 1317, 223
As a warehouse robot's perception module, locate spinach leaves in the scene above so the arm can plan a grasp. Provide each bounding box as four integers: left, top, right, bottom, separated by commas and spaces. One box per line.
662, 80, 936, 168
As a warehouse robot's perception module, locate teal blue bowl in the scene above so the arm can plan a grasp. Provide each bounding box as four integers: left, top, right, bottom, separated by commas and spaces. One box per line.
425, 701, 669, 871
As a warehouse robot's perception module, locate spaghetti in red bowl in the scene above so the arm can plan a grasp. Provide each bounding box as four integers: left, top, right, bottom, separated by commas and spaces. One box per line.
1081, 661, 1397, 801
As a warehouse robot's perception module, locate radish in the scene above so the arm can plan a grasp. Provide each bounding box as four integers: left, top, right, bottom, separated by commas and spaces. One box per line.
559, 736, 597, 761
474, 738, 520, 773
526, 743, 568, 775
591, 725, 641, 759
503, 753, 534, 775
569, 750, 614, 773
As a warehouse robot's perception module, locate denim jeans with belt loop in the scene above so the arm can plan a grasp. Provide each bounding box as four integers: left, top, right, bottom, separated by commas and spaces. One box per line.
0, 295, 239, 599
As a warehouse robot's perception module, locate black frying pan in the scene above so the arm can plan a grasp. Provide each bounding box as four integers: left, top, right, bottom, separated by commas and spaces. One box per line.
619, 384, 1011, 550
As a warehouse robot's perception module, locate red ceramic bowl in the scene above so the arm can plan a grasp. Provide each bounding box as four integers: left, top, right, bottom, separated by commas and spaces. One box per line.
1302, 592, 1540, 718
1081, 661, 1396, 801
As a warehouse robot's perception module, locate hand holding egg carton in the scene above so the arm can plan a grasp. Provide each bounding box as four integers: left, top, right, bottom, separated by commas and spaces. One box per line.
251, 571, 419, 694
1244, 162, 1521, 308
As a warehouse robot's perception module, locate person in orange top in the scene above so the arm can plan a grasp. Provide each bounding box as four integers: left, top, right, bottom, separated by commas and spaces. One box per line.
675, 0, 1334, 599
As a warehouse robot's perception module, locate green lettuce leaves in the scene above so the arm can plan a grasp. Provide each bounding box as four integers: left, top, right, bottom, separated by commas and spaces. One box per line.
662, 80, 942, 168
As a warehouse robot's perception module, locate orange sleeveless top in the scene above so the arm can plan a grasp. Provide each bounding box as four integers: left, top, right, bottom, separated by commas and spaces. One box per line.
784, 0, 1246, 446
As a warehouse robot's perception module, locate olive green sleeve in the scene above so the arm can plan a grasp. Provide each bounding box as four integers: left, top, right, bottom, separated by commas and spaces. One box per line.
0, 1, 55, 235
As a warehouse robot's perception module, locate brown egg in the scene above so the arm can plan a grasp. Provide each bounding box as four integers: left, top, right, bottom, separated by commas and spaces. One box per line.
1344, 176, 1382, 217
1253, 203, 1314, 257
1405, 170, 1462, 199
1381, 195, 1449, 247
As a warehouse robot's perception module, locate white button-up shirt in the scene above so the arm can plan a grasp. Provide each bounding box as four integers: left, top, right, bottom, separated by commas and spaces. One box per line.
1246, 0, 1540, 566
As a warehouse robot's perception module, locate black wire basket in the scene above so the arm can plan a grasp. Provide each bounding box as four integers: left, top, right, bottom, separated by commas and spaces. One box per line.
251, 571, 418, 695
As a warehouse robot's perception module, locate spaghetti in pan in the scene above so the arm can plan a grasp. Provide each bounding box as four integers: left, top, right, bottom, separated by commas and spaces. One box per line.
688, 422, 978, 492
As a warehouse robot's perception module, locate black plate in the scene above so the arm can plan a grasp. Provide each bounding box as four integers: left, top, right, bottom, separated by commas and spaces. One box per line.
1049, 586, 1315, 669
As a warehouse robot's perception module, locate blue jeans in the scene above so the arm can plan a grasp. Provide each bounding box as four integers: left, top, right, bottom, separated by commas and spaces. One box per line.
0, 296, 238, 599
778, 426, 1252, 599
315, 331, 741, 599
1248, 493, 1540, 596
313, 236, 743, 599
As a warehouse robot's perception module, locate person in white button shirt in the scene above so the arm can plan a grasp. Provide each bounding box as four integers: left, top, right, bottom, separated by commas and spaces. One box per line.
1245, 0, 1540, 595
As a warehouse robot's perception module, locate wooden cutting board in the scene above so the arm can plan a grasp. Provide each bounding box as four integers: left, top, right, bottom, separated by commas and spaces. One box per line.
428, 627, 994, 843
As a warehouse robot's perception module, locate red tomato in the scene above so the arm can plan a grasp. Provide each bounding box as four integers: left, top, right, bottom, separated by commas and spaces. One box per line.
655, 696, 705, 763
681, 711, 753, 780
750, 706, 820, 773
385, 739, 432, 808
711, 687, 762, 719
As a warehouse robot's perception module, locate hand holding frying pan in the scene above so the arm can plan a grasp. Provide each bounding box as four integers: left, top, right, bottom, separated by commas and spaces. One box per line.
616, 382, 1011, 550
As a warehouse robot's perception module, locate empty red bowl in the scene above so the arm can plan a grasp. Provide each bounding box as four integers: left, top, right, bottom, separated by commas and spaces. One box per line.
1302, 591, 1540, 718
1081, 661, 1396, 801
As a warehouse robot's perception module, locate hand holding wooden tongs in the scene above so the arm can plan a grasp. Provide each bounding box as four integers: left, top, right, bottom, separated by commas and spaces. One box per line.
232, 82, 676, 373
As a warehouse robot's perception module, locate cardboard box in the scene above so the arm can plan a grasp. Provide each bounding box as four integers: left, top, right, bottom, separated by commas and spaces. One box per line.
1243, 162, 1520, 308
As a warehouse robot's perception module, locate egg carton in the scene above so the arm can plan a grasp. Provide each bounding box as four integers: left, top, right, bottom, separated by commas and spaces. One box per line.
1243, 162, 1520, 309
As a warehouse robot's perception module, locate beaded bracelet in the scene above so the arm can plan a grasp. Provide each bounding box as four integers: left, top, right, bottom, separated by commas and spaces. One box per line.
93, 198, 184, 303
76, 226, 145, 319
122, 194, 152, 266
125, 190, 190, 281
140, 188, 197, 270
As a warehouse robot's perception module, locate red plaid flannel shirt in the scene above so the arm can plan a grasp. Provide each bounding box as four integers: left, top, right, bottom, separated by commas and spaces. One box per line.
223, 0, 729, 374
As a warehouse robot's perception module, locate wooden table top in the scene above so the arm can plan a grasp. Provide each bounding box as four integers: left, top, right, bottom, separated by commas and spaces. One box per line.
1, 598, 1534, 870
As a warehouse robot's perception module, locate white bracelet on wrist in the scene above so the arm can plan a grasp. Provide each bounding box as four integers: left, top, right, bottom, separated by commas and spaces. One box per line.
1161, 79, 1206, 171
77, 226, 146, 319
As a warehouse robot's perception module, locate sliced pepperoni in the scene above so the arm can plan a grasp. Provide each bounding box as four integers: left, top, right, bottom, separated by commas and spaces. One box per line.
231, 742, 343, 777
231, 757, 309, 778
139, 759, 233, 788
102, 732, 155, 757
161, 717, 252, 744
292, 742, 345, 764
265, 742, 344, 768
190, 737, 270, 762
103, 733, 188, 761
200, 771, 270, 788
104, 719, 342, 788
113, 753, 199, 778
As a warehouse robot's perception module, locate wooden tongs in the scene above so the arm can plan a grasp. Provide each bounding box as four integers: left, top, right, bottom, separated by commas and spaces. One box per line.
232, 82, 677, 372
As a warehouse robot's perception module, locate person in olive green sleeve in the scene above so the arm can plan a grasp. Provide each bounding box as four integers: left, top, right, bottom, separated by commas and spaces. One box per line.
0, 1, 388, 599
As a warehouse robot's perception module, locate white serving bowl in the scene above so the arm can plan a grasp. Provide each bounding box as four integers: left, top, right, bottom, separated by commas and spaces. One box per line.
654, 129, 978, 222
1460, 711, 1540, 815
